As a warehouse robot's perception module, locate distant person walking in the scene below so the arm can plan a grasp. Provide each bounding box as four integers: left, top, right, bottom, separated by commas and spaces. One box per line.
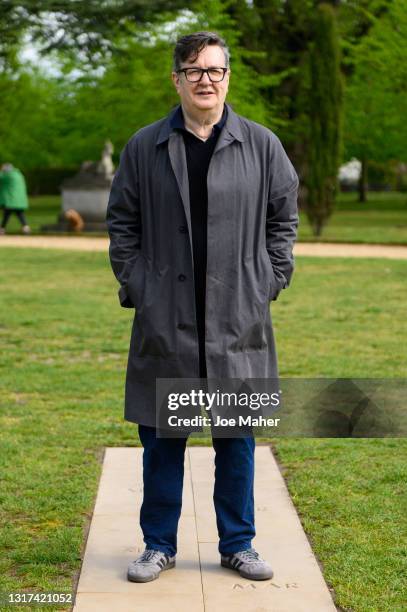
0, 163, 31, 235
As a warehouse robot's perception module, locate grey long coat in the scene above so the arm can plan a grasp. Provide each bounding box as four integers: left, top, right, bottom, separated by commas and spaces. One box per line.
106, 102, 299, 426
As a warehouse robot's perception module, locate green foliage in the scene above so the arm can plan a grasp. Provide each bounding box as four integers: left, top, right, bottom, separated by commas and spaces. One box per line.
0, 1, 188, 66
224, 0, 406, 221
0, 1, 25, 69
1, 0, 406, 209
1, 0, 273, 170
343, 0, 407, 164
225, 0, 313, 149
0, 69, 70, 168
305, 3, 343, 236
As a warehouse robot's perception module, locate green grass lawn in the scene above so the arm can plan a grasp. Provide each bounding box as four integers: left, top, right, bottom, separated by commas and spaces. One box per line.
0, 248, 406, 611
299, 191, 407, 245
2, 190, 407, 244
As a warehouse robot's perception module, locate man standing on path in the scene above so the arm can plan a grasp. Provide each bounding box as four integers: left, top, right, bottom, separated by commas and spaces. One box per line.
106, 31, 299, 583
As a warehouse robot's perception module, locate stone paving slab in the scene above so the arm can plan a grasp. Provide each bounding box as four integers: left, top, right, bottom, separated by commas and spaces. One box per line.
73, 446, 337, 612
189, 447, 337, 612
1, 234, 407, 259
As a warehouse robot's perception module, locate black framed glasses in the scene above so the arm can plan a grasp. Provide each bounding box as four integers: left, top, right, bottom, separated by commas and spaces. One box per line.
176, 67, 228, 83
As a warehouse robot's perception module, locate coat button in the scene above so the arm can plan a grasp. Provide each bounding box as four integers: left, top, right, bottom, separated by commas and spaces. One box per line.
178, 273, 186, 281
178, 225, 188, 233
177, 323, 187, 330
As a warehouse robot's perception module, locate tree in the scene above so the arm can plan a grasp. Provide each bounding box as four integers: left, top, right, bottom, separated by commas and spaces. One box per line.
343, 0, 407, 201
304, 3, 343, 235
0, 68, 71, 168
223, 1, 402, 230
0, 0, 274, 172
0, 1, 188, 66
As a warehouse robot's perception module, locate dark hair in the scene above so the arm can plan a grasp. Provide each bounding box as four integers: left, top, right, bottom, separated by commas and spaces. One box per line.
172, 31, 230, 71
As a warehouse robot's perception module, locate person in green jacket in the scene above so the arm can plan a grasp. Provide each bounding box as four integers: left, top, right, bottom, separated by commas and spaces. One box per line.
0, 163, 31, 234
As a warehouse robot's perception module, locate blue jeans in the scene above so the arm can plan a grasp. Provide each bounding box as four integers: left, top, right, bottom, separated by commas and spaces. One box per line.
138, 424, 255, 557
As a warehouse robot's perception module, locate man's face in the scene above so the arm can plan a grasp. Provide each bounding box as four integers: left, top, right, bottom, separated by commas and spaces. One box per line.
171, 44, 230, 114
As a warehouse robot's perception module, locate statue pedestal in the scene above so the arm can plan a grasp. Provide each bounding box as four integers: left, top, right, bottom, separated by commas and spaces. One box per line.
61, 188, 111, 222
40, 155, 114, 233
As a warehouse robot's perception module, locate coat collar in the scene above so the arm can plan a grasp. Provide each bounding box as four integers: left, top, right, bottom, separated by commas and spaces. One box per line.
156, 102, 245, 146
169, 102, 228, 137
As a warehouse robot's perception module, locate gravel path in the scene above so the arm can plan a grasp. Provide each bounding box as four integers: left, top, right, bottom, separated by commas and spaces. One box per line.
1, 235, 407, 259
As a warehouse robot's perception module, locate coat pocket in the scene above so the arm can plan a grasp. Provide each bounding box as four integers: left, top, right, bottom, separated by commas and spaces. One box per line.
134, 264, 176, 360
263, 250, 279, 301
126, 254, 147, 310
222, 257, 269, 352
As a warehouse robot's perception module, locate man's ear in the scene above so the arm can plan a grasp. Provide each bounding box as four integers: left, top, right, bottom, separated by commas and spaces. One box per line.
171, 72, 180, 90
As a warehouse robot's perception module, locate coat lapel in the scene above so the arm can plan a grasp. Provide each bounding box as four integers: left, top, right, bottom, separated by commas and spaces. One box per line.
212, 104, 245, 156
167, 131, 194, 269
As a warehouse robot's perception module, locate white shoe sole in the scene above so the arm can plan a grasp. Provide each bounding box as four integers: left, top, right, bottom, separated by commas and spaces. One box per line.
221, 559, 273, 580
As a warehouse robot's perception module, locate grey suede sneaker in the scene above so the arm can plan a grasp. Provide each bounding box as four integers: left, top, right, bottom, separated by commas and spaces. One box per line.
127, 549, 176, 582
221, 548, 273, 580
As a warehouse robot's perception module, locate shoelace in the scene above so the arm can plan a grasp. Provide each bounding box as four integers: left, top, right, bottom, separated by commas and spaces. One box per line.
137, 549, 163, 564
236, 548, 262, 563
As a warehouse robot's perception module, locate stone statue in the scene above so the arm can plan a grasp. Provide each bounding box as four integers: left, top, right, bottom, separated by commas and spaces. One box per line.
97, 140, 115, 178
71, 140, 115, 187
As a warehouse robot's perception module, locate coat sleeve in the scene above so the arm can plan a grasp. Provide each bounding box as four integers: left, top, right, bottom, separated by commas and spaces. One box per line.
106, 138, 142, 308
266, 134, 299, 301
